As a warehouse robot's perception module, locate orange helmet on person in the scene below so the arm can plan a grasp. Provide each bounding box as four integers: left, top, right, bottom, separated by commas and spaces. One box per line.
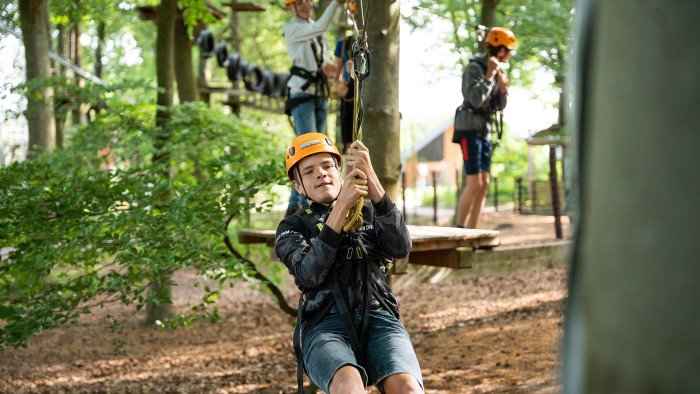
286, 132, 342, 181
486, 27, 516, 50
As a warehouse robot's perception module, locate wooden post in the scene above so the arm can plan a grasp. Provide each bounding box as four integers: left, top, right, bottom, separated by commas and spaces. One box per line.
548, 145, 563, 239
432, 171, 438, 224
493, 177, 499, 212
401, 171, 407, 224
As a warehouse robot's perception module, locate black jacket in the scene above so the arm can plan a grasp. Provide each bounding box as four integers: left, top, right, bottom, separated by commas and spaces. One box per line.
275, 194, 411, 319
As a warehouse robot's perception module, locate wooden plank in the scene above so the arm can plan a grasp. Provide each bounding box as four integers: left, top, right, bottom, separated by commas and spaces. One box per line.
393, 241, 571, 286
237, 225, 501, 269
407, 225, 500, 250
409, 249, 460, 269
238, 229, 276, 247
238, 226, 499, 249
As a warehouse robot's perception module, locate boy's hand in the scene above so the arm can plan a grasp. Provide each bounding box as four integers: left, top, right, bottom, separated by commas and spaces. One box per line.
336, 168, 368, 212
345, 141, 385, 203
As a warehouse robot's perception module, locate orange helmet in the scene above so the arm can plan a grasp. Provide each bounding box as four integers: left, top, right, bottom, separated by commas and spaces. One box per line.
486, 27, 516, 50
285, 0, 296, 4
285, 132, 341, 180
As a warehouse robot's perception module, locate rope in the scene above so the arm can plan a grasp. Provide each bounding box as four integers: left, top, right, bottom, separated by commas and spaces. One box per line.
342, 0, 373, 233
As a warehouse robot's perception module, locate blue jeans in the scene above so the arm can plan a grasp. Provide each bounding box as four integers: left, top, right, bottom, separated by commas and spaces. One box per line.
301, 309, 423, 393
289, 93, 327, 134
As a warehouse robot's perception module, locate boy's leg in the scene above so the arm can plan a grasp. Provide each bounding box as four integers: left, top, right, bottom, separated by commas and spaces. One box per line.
302, 314, 368, 393
365, 310, 423, 393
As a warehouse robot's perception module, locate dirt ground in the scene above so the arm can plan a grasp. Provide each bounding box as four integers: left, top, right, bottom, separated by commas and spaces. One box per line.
0, 210, 571, 394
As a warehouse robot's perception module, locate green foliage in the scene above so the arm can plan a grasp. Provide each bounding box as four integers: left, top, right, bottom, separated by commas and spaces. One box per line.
7, 76, 152, 121
403, 0, 575, 88
404, 0, 483, 69
499, 0, 574, 81
0, 102, 287, 351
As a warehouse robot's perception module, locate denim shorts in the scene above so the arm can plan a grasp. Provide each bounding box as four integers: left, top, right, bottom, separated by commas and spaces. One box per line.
301, 309, 423, 393
459, 134, 492, 174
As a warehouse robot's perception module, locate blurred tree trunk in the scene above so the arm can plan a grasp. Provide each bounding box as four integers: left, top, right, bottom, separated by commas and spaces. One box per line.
95, 21, 105, 80
146, 0, 178, 325
480, 0, 499, 30
563, 0, 700, 392
174, 16, 199, 102
91, 21, 106, 119
54, 24, 69, 146
19, 0, 56, 157
362, 0, 400, 202
70, 9, 87, 126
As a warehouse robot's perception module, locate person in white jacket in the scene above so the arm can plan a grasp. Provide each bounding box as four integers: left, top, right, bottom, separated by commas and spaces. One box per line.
283, 0, 344, 134
283, 0, 345, 217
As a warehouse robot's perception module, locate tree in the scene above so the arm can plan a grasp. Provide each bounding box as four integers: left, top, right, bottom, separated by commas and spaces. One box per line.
3, 0, 296, 350
0, 101, 287, 351
18, 0, 56, 156
563, 0, 700, 391
147, 0, 179, 324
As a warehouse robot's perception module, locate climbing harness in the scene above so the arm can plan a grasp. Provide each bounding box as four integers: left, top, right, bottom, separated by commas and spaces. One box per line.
284, 18, 333, 131
291, 205, 398, 394
342, 0, 373, 232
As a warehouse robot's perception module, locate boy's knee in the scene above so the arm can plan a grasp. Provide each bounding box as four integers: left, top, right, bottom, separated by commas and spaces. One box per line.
329, 365, 364, 394
381, 373, 423, 394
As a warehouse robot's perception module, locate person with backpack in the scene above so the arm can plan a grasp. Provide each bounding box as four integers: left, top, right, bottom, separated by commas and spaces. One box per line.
455, 27, 515, 229
283, 0, 344, 217
275, 132, 423, 394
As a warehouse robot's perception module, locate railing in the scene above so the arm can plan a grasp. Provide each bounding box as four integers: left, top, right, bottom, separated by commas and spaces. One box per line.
401, 172, 569, 227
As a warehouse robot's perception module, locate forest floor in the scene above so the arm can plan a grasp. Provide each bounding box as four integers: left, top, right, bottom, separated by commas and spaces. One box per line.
0, 209, 572, 394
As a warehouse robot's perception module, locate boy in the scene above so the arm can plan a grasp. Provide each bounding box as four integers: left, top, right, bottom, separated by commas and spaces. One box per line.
275, 132, 423, 393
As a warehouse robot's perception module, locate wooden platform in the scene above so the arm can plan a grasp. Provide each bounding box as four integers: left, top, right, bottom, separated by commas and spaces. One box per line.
237, 225, 500, 269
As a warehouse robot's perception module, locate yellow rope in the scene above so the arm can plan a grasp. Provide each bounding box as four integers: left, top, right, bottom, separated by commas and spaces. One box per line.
342, 55, 365, 233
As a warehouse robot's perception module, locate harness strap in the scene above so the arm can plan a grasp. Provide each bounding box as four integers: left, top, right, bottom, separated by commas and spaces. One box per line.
368, 262, 399, 319
293, 295, 304, 393
330, 274, 365, 360
290, 65, 319, 91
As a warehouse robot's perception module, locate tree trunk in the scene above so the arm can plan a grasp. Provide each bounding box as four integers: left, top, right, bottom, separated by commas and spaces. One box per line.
480, 0, 498, 29
361, 0, 401, 202
227, 2, 241, 115
155, 0, 176, 122
146, 0, 178, 325
19, 0, 56, 157
95, 21, 105, 80
54, 24, 69, 146
70, 19, 87, 126
90, 21, 106, 120
563, 0, 700, 392
174, 17, 199, 103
